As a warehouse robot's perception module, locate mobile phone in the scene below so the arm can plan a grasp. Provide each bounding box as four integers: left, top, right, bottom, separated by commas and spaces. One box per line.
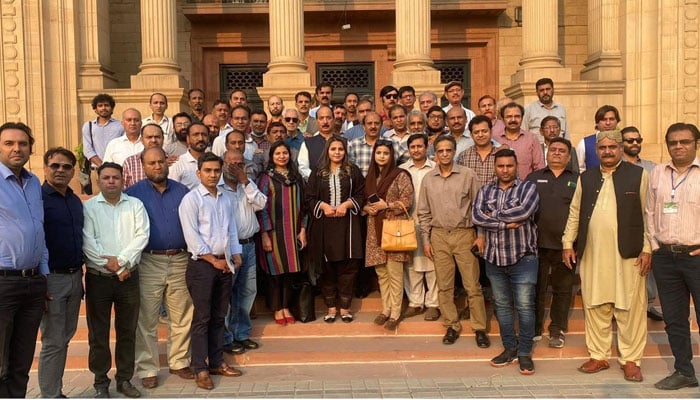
367, 193, 380, 203
470, 244, 482, 258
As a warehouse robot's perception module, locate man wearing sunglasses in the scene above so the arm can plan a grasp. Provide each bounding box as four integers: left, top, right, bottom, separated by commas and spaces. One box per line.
620, 126, 662, 322
379, 85, 399, 130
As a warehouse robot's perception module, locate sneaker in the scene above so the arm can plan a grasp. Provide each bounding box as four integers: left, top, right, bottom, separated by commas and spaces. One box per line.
518, 356, 535, 375
548, 333, 565, 348
490, 348, 517, 367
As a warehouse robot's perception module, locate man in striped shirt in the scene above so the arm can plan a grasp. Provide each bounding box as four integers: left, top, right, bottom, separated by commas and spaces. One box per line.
473, 148, 540, 375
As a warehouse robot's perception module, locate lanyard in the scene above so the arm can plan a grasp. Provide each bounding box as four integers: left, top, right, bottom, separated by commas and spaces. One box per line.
671, 168, 692, 199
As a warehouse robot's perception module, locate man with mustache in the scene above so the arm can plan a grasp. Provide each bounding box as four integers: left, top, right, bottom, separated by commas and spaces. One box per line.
164, 112, 192, 157
298, 105, 336, 180
494, 102, 545, 180
170, 123, 211, 190
522, 78, 568, 140
310, 83, 334, 118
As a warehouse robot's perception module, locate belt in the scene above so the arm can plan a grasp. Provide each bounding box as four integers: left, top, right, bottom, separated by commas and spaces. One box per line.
213, 254, 226, 260
239, 237, 255, 245
145, 249, 186, 256
50, 267, 82, 274
0, 267, 40, 277
658, 243, 700, 253
86, 268, 138, 278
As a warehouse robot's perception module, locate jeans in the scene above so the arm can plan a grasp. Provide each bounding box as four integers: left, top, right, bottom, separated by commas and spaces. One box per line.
485, 254, 538, 356
224, 242, 257, 344
652, 250, 700, 377
0, 274, 47, 398
535, 248, 575, 336
38, 271, 83, 398
85, 270, 140, 389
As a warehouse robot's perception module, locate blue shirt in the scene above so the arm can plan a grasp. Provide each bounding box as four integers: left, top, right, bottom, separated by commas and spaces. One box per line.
42, 182, 84, 270
286, 129, 305, 151
472, 179, 540, 267
126, 178, 189, 251
82, 118, 125, 162
0, 163, 49, 274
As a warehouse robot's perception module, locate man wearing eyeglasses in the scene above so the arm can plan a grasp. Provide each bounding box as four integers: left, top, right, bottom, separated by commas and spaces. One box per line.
442, 81, 476, 126
646, 123, 700, 391
164, 112, 192, 158
620, 126, 661, 322
379, 85, 399, 130
540, 116, 579, 174
283, 108, 305, 152
38, 147, 83, 398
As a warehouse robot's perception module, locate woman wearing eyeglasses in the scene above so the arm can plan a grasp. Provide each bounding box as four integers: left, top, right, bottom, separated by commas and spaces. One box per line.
306, 137, 365, 323
257, 141, 307, 326
362, 140, 414, 330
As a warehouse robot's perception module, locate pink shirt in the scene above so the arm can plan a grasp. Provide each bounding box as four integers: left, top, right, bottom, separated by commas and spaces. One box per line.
494, 129, 545, 180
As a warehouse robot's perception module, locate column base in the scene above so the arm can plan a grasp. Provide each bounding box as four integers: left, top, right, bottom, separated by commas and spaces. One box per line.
130, 74, 188, 91
78, 63, 119, 89
390, 69, 442, 94
580, 53, 624, 81
510, 67, 572, 87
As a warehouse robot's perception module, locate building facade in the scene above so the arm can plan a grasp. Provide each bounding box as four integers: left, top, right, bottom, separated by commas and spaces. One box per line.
0, 0, 696, 176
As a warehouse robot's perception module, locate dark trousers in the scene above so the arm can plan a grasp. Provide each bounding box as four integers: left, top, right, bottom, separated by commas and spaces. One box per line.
0, 275, 46, 398
321, 259, 359, 309
535, 248, 576, 336
85, 270, 140, 388
653, 250, 700, 377
269, 273, 293, 312
186, 259, 232, 373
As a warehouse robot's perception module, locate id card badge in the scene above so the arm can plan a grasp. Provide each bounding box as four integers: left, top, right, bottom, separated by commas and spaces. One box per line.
663, 201, 679, 214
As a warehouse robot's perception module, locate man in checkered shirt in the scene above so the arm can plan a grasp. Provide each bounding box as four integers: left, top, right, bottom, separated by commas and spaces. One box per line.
348, 111, 399, 177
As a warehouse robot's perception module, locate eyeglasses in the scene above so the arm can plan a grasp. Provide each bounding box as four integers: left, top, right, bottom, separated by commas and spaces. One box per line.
667, 139, 696, 146
624, 138, 643, 144
229, 162, 246, 169
284, 117, 299, 123
174, 122, 190, 128
384, 93, 398, 100
375, 139, 393, 147
428, 114, 444, 120
48, 163, 74, 171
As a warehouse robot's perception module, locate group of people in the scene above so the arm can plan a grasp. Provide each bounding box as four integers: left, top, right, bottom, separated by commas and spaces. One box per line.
1, 77, 699, 398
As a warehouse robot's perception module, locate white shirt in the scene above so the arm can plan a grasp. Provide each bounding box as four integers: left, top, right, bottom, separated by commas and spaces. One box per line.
170, 150, 200, 190
442, 104, 476, 126
212, 134, 257, 160
143, 114, 174, 145
103, 136, 144, 166
83, 192, 150, 274
179, 184, 243, 271
522, 101, 568, 139
218, 178, 267, 240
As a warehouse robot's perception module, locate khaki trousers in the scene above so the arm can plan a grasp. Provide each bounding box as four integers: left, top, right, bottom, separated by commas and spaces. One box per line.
582, 277, 647, 366
135, 252, 194, 378
431, 227, 486, 332
375, 260, 404, 320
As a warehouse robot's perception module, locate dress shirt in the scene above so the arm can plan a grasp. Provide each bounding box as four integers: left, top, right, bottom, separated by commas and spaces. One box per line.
103, 135, 144, 166
494, 129, 545, 180
179, 184, 243, 271
341, 119, 355, 133
627, 157, 656, 173
522, 101, 568, 139
143, 115, 174, 144
170, 150, 200, 190
575, 133, 598, 173
122, 152, 145, 189
525, 166, 578, 250
217, 178, 267, 240
456, 145, 498, 185
348, 135, 401, 177
211, 132, 256, 160
0, 164, 48, 274
442, 104, 476, 125
83, 192, 149, 274
382, 129, 410, 164
344, 125, 366, 141
646, 157, 700, 250
164, 140, 188, 157
286, 130, 305, 151
491, 118, 506, 137
42, 182, 83, 270
125, 178, 189, 251
82, 118, 125, 163
417, 163, 481, 245
472, 179, 540, 266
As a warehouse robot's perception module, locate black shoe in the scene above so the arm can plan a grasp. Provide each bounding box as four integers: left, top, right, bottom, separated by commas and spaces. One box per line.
490, 348, 517, 367
237, 339, 259, 350
475, 330, 491, 348
442, 327, 460, 345
647, 309, 664, 321
654, 371, 699, 390
223, 341, 246, 355
518, 355, 535, 375
94, 387, 110, 398
116, 381, 141, 398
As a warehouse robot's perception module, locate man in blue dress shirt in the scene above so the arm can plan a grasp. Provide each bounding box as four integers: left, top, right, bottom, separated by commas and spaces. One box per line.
0, 122, 49, 398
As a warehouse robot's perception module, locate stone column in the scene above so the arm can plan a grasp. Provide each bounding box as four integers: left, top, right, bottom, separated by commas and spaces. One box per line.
258, 0, 312, 108
390, 0, 441, 94
580, 0, 623, 81
78, 0, 117, 89
510, 0, 571, 83
131, 0, 186, 89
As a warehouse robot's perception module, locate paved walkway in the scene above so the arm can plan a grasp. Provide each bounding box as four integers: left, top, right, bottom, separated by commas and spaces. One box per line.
27, 357, 700, 398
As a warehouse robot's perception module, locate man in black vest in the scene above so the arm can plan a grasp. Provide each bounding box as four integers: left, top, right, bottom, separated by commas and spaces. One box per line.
562, 129, 651, 383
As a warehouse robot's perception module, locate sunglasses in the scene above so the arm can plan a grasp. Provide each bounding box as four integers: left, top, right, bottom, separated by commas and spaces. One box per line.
48, 163, 74, 171
375, 139, 393, 147
667, 139, 695, 146
383, 93, 398, 100
284, 117, 299, 123
623, 138, 643, 144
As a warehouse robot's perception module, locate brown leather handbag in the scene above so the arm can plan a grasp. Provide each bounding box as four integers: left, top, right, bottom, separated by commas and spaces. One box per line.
381, 201, 418, 252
